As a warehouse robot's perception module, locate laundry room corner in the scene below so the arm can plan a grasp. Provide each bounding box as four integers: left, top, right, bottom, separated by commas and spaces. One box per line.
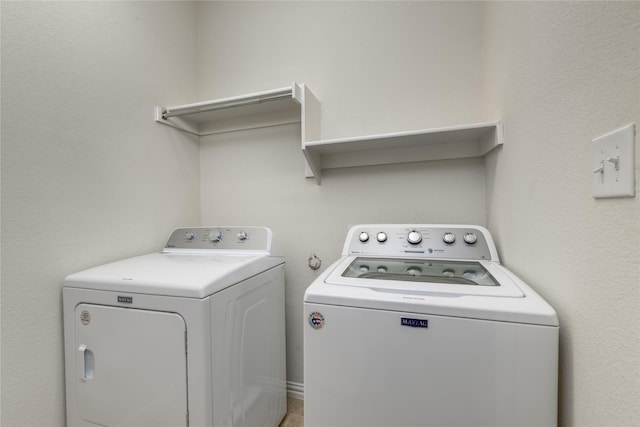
1, 1, 638, 426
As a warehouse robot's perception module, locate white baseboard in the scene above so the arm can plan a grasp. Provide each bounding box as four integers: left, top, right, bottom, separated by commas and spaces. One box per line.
287, 381, 304, 400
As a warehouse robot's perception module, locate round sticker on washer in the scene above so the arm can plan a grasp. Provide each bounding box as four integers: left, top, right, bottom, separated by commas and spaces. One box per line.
80, 310, 91, 325
308, 311, 325, 329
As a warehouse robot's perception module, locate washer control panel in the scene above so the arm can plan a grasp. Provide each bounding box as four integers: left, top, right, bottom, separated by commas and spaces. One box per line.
164, 226, 271, 251
344, 224, 496, 261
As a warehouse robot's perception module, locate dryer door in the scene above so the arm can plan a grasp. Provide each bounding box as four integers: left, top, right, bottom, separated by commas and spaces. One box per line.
74, 304, 187, 427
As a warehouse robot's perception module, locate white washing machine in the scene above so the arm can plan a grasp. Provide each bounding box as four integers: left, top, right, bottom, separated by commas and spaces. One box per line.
304, 224, 559, 427
63, 226, 286, 427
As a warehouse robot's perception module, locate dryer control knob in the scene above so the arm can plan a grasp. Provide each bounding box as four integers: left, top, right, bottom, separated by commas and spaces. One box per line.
185, 232, 196, 241
376, 232, 388, 243
463, 232, 478, 245
208, 230, 222, 243
359, 232, 370, 242
407, 231, 422, 245
443, 232, 456, 244
237, 231, 248, 241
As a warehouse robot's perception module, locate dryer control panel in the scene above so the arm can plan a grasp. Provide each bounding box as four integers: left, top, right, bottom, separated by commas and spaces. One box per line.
343, 224, 498, 261
163, 226, 273, 252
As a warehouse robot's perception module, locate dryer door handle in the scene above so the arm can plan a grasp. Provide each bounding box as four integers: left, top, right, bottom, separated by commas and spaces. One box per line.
78, 345, 94, 382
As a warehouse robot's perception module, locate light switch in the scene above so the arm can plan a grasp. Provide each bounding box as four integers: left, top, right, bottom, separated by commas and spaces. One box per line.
592, 123, 636, 199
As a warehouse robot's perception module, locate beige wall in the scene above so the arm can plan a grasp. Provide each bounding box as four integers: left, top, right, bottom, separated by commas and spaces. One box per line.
1, 2, 200, 426
197, 1, 484, 138
482, 2, 640, 426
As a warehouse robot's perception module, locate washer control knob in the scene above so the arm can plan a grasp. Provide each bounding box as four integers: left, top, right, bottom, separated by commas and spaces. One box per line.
208, 230, 222, 243
185, 232, 196, 241
463, 232, 478, 245
237, 231, 248, 241
407, 231, 422, 245
376, 232, 388, 243
359, 232, 370, 242
443, 232, 456, 244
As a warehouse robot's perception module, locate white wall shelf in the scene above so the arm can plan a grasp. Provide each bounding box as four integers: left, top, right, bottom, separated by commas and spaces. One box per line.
303, 121, 503, 184
155, 84, 502, 185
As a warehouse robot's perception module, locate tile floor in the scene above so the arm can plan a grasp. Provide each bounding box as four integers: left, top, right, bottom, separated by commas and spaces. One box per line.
278, 397, 304, 427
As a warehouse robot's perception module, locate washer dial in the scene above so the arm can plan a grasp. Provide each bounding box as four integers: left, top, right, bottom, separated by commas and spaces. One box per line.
376, 232, 388, 243
443, 232, 456, 244
359, 232, 370, 242
407, 231, 422, 245
463, 232, 478, 245
208, 230, 222, 243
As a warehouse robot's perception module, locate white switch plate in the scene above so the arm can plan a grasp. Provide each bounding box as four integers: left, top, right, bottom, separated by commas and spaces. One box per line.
592, 123, 636, 199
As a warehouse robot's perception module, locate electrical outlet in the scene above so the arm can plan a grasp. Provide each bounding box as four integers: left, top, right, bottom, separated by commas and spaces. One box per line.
592, 123, 635, 199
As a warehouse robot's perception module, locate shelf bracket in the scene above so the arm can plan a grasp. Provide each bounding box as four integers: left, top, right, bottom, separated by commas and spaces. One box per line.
154, 106, 201, 136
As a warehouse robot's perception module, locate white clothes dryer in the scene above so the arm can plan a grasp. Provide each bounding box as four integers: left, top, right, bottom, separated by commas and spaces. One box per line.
304, 224, 559, 427
63, 226, 286, 427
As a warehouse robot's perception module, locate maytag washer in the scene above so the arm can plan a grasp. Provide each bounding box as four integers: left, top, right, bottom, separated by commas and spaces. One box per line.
63, 226, 286, 427
304, 224, 558, 427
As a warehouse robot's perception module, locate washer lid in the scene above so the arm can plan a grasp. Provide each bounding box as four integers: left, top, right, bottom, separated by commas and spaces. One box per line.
64, 252, 284, 298
325, 256, 524, 297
